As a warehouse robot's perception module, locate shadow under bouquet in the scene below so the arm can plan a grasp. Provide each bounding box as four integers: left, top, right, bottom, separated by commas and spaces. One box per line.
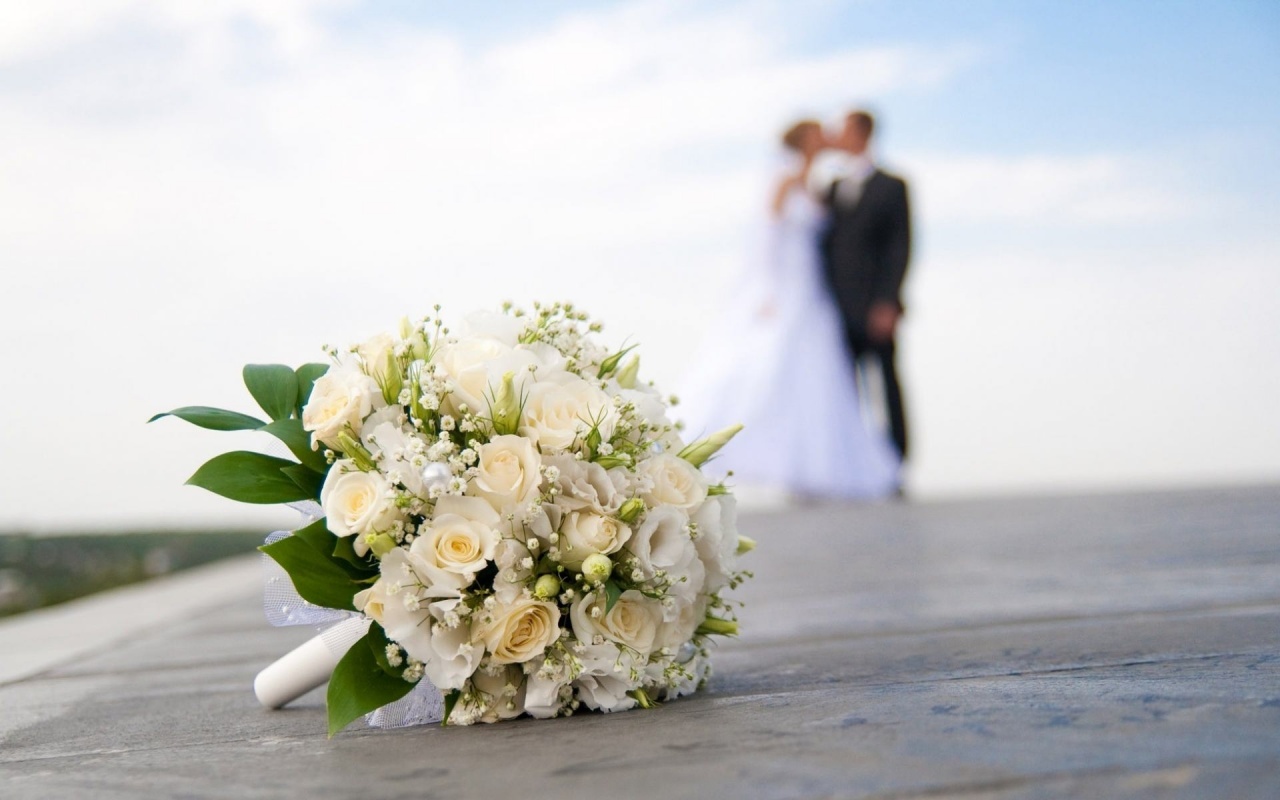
153, 302, 751, 734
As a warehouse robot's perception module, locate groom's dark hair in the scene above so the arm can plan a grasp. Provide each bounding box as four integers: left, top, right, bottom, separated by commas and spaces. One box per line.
846, 110, 875, 138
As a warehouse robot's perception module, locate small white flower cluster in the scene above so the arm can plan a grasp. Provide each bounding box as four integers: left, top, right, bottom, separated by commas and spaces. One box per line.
302, 302, 750, 724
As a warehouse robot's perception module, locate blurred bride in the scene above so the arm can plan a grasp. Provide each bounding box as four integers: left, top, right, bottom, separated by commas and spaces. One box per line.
677, 119, 900, 500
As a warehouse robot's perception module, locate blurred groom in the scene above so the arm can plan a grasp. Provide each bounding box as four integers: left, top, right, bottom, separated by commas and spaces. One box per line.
810, 110, 912, 463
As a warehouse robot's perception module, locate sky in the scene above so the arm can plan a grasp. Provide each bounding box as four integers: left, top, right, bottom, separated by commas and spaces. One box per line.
1, 0, 1278, 531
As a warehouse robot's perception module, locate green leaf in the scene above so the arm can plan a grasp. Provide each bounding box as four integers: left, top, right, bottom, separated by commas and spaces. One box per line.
603, 579, 622, 613
365, 622, 403, 678
186, 451, 312, 504
259, 417, 329, 473
243, 364, 299, 422
332, 531, 377, 573
260, 519, 369, 610
281, 463, 324, 499
292, 518, 377, 579
442, 690, 461, 726
326, 630, 416, 737
295, 362, 331, 417
148, 406, 266, 431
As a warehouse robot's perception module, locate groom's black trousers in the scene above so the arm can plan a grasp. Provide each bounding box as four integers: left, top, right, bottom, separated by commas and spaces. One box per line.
846, 328, 909, 461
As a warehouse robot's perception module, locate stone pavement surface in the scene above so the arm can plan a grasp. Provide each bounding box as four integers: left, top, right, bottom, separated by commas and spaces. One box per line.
1, 486, 1278, 799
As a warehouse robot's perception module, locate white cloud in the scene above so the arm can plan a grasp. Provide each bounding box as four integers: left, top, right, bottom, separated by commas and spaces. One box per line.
0, 0, 350, 63
907, 151, 1190, 225
0, 0, 987, 529
0, 0, 1274, 529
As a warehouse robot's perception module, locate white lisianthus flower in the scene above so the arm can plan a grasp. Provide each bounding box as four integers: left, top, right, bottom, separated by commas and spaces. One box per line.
666, 554, 706, 612
655, 594, 708, 653
573, 643, 640, 713
636, 453, 708, 511
558, 511, 631, 570
492, 538, 534, 604
366, 550, 474, 689
471, 435, 542, 512
692, 493, 740, 593
625, 505, 688, 579
617, 385, 671, 431
542, 454, 629, 515
629, 504, 704, 611
360, 404, 405, 437
321, 461, 403, 551
520, 373, 617, 451
524, 670, 570, 719
362, 417, 426, 495
302, 362, 381, 449
421, 611, 480, 691
469, 664, 527, 723
570, 589, 662, 658
475, 597, 562, 665
517, 341, 569, 373
654, 649, 711, 703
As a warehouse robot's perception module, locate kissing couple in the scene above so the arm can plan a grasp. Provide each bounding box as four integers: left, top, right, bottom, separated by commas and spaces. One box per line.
680, 110, 911, 501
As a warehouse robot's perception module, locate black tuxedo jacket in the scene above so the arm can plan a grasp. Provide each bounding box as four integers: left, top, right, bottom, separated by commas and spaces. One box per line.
820, 169, 912, 332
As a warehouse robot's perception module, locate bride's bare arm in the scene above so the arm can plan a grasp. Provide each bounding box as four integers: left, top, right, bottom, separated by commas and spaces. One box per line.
771, 174, 801, 217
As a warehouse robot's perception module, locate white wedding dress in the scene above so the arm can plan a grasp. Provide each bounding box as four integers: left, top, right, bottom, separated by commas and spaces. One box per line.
677, 184, 900, 499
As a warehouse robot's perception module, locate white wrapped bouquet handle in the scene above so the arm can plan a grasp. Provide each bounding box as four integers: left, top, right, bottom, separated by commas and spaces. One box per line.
254, 617, 370, 709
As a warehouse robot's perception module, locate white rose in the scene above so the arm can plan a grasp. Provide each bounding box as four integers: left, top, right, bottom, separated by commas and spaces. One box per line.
636, 453, 707, 510
519, 373, 617, 451
321, 461, 403, 549
403, 496, 498, 587
302, 362, 381, 449
475, 597, 562, 665
461, 310, 522, 346
570, 589, 662, 658
558, 511, 631, 569
434, 339, 539, 417
434, 337, 507, 412
358, 332, 399, 392
419, 514, 498, 582
471, 434, 542, 512
353, 581, 389, 625
692, 493, 740, 593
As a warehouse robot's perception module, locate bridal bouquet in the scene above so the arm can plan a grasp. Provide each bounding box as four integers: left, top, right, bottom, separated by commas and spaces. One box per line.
153, 302, 750, 734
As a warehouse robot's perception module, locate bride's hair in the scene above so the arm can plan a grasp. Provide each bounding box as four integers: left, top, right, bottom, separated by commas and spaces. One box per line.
781, 119, 821, 153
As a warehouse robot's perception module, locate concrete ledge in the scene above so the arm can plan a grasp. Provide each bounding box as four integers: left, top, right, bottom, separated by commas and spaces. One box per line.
2, 486, 1278, 798
0, 555, 260, 685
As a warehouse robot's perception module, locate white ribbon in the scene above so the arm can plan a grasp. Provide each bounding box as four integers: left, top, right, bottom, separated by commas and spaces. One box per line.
256, 502, 443, 727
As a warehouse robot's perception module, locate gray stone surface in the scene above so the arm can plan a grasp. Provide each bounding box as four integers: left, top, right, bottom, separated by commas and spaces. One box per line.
2, 485, 1278, 799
